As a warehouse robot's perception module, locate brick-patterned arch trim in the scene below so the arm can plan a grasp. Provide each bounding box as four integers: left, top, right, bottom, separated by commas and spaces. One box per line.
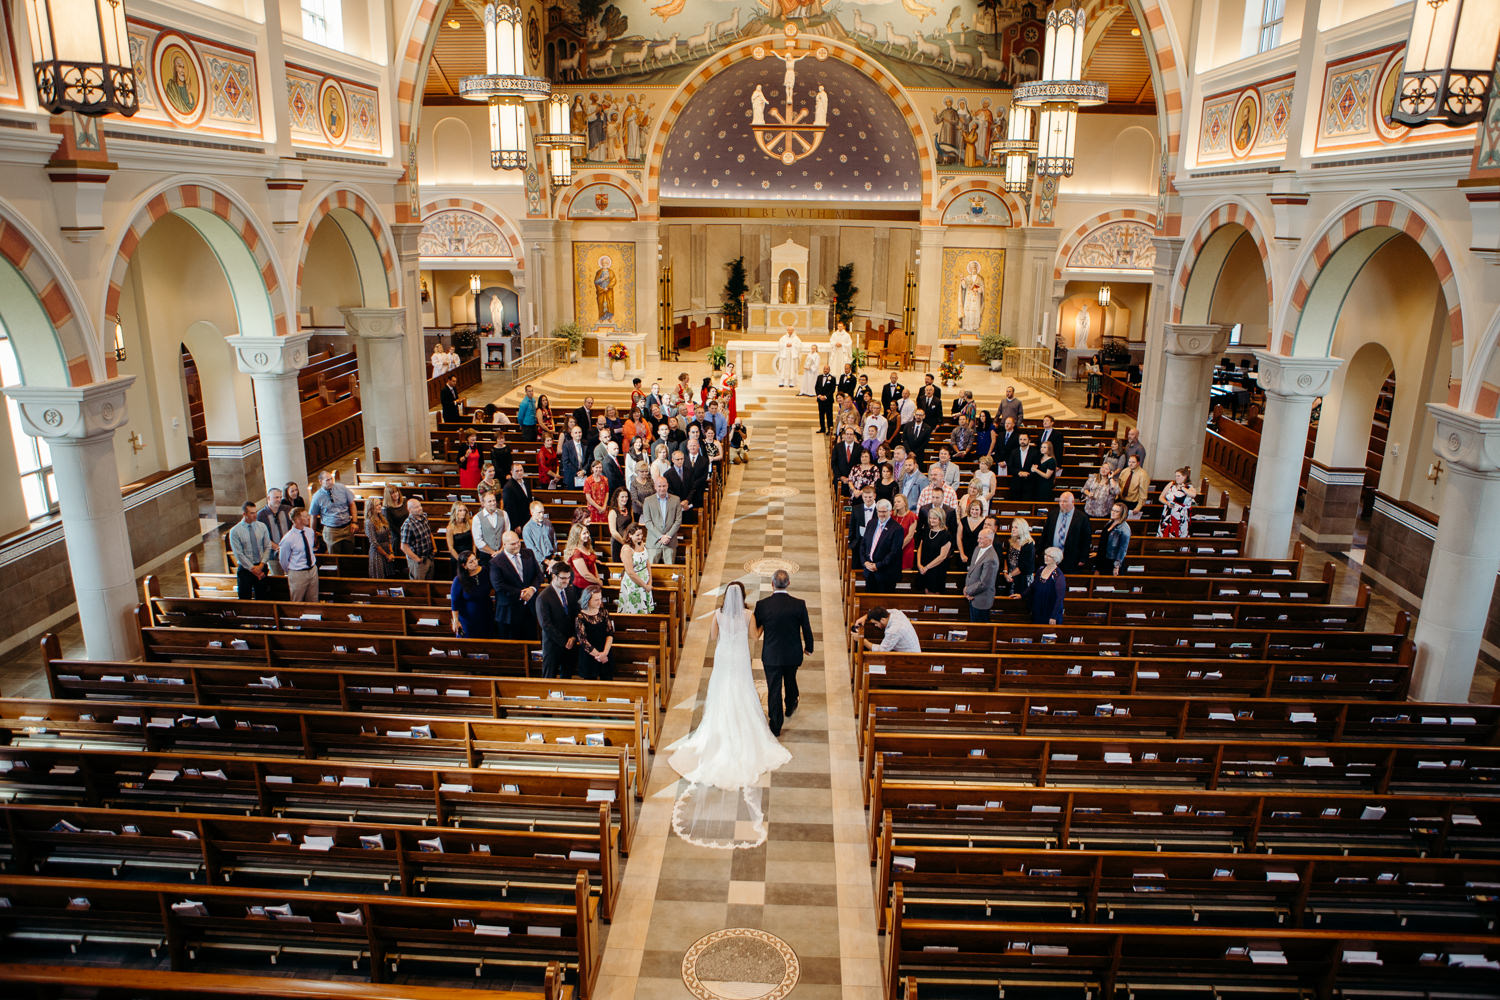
557, 173, 645, 220
104, 182, 291, 336
642, 36, 936, 208
1053, 209, 1158, 279
393, 1, 1183, 223
0, 201, 98, 385
1171, 200, 1274, 323
1472, 307, 1500, 417
1278, 198, 1465, 404
419, 199, 525, 269
297, 188, 401, 308
935, 181, 1026, 228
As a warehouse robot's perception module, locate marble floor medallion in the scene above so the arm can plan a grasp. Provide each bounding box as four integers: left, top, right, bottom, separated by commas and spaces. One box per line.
742, 557, 800, 577
754, 485, 801, 499
681, 927, 800, 1000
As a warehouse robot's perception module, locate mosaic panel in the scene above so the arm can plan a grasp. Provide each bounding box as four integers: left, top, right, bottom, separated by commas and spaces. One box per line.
347, 87, 379, 146
207, 53, 256, 124
287, 72, 320, 136
418, 210, 508, 258
287, 66, 382, 153
120, 20, 260, 137
1259, 82, 1294, 147
1323, 61, 1376, 137
1067, 220, 1157, 271
1199, 94, 1234, 156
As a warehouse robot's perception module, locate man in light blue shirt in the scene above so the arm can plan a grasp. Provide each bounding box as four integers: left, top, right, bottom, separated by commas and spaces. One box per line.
307, 471, 356, 554
897, 456, 927, 512
517, 384, 538, 441
703, 400, 727, 441
228, 501, 273, 600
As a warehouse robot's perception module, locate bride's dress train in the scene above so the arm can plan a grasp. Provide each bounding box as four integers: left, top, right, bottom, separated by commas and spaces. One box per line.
666, 602, 790, 848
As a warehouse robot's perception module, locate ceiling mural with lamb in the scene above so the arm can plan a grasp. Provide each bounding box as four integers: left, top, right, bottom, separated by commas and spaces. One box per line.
540, 0, 1052, 90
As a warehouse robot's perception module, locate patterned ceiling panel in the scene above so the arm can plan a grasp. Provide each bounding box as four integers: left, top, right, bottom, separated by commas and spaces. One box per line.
658, 55, 919, 203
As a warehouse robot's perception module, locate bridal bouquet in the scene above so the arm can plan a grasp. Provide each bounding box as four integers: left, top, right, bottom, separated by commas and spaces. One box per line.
721, 374, 738, 389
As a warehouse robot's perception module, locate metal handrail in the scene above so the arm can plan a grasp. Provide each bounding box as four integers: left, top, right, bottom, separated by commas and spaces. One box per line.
487, 337, 567, 393
1004, 347, 1066, 395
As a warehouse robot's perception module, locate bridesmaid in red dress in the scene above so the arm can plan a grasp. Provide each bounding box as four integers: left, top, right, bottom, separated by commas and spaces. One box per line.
716, 362, 739, 425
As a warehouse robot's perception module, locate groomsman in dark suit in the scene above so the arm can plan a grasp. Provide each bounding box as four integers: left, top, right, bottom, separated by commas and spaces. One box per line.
815, 366, 837, 433
902, 410, 934, 465
1007, 432, 1039, 500
848, 484, 879, 568
880, 372, 905, 411
994, 417, 1021, 469
836, 365, 856, 399
1036, 415, 1065, 462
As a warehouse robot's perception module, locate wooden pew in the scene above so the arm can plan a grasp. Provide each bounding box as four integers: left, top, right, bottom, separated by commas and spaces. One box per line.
4, 801, 620, 920
0, 965, 573, 1000
0, 744, 634, 853
0, 873, 600, 995
0, 697, 651, 801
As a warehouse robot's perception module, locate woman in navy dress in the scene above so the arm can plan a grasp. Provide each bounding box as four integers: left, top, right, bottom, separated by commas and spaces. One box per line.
449, 552, 495, 638
1026, 545, 1066, 625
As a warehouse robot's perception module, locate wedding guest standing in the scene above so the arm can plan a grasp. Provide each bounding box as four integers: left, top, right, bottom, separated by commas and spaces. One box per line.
607, 488, 635, 560
963, 526, 1000, 623
450, 552, 494, 638
521, 500, 557, 562
364, 497, 395, 579
915, 506, 954, 594
537, 562, 576, 678
279, 507, 319, 602
617, 525, 654, 614
229, 501, 273, 600
490, 530, 542, 640
574, 586, 616, 681
1096, 501, 1132, 576
1158, 467, 1198, 538
1027, 546, 1066, 625
1001, 517, 1035, 597
891, 494, 918, 572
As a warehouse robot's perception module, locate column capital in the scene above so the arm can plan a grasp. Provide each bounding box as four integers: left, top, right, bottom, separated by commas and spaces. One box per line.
390, 222, 424, 265
1253, 351, 1342, 400
3, 376, 136, 441
1151, 235, 1186, 279
227, 333, 313, 377
1164, 323, 1230, 358
342, 307, 407, 340
1428, 403, 1500, 477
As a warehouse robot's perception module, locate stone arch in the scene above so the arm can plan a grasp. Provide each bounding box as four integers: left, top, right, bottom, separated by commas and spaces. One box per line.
642, 34, 936, 207
104, 181, 292, 339
935, 181, 1026, 227
393, 1, 1185, 221
1276, 196, 1465, 404
1462, 305, 1500, 417
419, 198, 525, 268
1053, 209, 1158, 279
296, 186, 401, 310
1172, 199, 1274, 324
557, 174, 645, 220
0, 198, 99, 386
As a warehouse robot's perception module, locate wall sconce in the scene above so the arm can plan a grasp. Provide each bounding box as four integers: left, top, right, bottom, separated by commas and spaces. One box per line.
1426, 459, 1444, 484
112, 321, 125, 362
127, 430, 145, 453
1097, 285, 1111, 308
469, 273, 482, 295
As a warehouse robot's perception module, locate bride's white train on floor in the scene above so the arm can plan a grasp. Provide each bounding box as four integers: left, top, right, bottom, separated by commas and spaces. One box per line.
665, 588, 791, 849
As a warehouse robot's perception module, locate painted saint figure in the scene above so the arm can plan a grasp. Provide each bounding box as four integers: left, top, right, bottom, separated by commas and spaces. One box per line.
594, 256, 616, 324
959, 260, 984, 333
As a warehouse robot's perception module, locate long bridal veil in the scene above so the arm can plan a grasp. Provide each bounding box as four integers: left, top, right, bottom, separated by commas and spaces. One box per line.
666, 583, 791, 849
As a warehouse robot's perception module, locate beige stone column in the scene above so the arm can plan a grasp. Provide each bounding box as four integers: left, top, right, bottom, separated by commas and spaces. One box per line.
1245, 351, 1342, 559
1152, 324, 1229, 478
1410, 405, 1500, 703
4, 377, 140, 659
344, 307, 417, 463
227, 333, 312, 492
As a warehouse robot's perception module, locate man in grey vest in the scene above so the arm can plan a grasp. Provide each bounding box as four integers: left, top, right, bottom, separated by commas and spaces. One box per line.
472, 490, 510, 565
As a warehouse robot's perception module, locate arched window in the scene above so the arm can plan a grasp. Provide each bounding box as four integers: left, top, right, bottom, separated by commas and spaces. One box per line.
0, 331, 57, 519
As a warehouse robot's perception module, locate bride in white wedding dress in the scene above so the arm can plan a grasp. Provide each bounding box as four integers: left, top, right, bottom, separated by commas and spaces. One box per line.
666, 582, 791, 848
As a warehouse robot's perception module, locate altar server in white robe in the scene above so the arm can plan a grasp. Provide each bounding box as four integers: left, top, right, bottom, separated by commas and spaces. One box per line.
827, 322, 853, 376
775, 328, 803, 388
799, 344, 822, 396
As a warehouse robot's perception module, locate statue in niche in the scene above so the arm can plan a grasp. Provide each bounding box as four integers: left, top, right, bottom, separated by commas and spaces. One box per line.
779, 269, 798, 304
958, 260, 984, 333
749, 281, 765, 304
1074, 306, 1091, 350
811, 284, 829, 304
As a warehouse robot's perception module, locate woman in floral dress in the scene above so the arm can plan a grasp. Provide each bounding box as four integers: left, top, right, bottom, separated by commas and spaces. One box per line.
617, 524, 654, 614
1158, 466, 1198, 538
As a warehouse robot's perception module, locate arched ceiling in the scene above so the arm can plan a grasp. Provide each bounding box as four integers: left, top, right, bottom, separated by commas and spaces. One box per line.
657, 54, 920, 203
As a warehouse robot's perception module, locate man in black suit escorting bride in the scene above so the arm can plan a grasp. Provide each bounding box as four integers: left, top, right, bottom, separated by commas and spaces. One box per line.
752, 570, 815, 737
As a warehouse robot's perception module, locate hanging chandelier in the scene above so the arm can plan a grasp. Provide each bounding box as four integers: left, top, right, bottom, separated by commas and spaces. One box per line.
992, 105, 1037, 193
1012, 1, 1107, 177
26, 0, 139, 117
459, 3, 549, 171
535, 92, 583, 187
1390, 0, 1499, 127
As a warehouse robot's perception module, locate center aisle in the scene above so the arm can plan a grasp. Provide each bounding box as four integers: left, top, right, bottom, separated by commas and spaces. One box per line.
591, 420, 883, 1000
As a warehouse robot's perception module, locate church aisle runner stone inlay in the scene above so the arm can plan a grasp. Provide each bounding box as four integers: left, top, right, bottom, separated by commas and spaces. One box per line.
590, 417, 881, 999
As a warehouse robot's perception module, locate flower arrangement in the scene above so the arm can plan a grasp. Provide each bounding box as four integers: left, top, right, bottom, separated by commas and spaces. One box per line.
607, 343, 629, 363
720, 373, 738, 389
939, 359, 965, 383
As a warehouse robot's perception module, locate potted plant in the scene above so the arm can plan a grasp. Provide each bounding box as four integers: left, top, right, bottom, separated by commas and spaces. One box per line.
722, 256, 748, 331
452, 325, 480, 359
831, 263, 858, 331
552, 321, 584, 363
707, 344, 727, 371
978, 331, 1013, 372
939, 358, 965, 386
850, 345, 869, 373
606, 342, 629, 381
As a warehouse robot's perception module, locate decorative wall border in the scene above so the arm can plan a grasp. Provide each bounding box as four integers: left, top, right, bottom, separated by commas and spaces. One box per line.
934, 180, 1026, 229
556, 173, 646, 220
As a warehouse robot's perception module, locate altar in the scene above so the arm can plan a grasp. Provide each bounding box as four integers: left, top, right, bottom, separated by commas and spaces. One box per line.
584, 328, 648, 378
747, 238, 830, 339
726, 337, 834, 380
